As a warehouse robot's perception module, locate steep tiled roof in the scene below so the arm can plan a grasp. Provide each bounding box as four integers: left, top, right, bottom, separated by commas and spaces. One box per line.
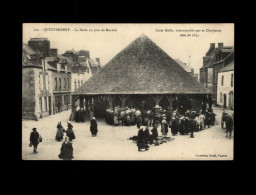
74, 34, 211, 95
219, 61, 234, 72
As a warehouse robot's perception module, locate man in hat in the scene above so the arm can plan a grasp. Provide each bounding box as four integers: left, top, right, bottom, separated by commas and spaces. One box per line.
30, 128, 40, 154
226, 114, 234, 139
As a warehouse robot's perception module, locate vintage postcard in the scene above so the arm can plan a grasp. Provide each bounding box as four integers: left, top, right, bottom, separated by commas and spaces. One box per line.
22, 23, 234, 160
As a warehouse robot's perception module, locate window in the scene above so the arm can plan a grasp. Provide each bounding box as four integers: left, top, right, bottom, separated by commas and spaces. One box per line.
59, 78, 61, 89
220, 92, 223, 103
39, 74, 43, 90
215, 71, 218, 83
45, 75, 49, 91
67, 78, 69, 89
221, 75, 224, 86
59, 96, 62, 106
55, 96, 58, 107
75, 81, 77, 90
81, 80, 83, 85
55, 78, 57, 90
39, 97, 42, 112
78, 80, 80, 88
44, 97, 47, 111
64, 78, 66, 89
231, 73, 234, 87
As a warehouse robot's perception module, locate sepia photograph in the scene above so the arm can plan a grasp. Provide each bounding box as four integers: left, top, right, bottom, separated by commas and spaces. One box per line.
22, 23, 234, 160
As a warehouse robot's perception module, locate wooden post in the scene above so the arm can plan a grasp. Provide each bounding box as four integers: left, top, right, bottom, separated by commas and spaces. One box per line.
118, 95, 130, 108
151, 95, 163, 114
70, 95, 77, 121
151, 95, 163, 107
166, 94, 175, 110
107, 95, 116, 109
80, 96, 84, 109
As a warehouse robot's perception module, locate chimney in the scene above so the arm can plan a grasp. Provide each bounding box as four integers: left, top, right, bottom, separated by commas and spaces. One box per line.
210, 43, 215, 48
28, 38, 50, 57
218, 43, 224, 47
96, 58, 100, 65
50, 48, 58, 57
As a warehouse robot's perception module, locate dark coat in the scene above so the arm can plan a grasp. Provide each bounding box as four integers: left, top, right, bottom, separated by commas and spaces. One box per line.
80, 110, 86, 122
30, 131, 39, 145
137, 129, 144, 145
90, 119, 98, 134
66, 128, 76, 141
151, 127, 158, 139
58, 141, 74, 160
226, 117, 234, 132
171, 119, 179, 135
143, 128, 150, 140
209, 112, 216, 125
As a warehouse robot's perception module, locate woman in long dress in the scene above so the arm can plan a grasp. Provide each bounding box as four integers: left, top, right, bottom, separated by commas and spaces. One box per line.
90, 117, 98, 137
66, 122, 76, 141
55, 122, 64, 141
58, 137, 74, 160
161, 119, 168, 136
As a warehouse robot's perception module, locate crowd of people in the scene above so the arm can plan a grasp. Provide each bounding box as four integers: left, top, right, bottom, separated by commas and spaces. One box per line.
28, 96, 233, 156
132, 106, 218, 151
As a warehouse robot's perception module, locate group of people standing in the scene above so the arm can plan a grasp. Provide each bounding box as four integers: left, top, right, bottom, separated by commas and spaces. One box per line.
55, 122, 76, 160
74, 107, 86, 123
170, 108, 216, 137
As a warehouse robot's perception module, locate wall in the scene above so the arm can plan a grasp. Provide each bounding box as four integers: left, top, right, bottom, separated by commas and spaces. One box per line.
34, 66, 53, 118
52, 71, 71, 114
22, 68, 36, 120
71, 71, 92, 92
217, 70, 234, 108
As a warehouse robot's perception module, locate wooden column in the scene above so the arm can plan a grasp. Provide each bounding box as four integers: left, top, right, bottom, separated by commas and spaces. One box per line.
151, 95, 163, 107
118, 95, 130, 108
70, 95, 77, 121
106, 95, 116, 109
166, 94, 175, 110
80, 96, 84, 109
151, 95, 163, 114
88, 97, 92, 111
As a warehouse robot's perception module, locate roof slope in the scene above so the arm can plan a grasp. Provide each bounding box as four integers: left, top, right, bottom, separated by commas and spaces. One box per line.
219, 61, 234, 72
74, 34, 211, 95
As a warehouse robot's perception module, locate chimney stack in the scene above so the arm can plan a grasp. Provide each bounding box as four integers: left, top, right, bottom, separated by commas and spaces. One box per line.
218, 43, 224, 47
96, 58, 100, 65
210, 43, 215, 48
50, 48, 58, 57
28, 38, 50, 57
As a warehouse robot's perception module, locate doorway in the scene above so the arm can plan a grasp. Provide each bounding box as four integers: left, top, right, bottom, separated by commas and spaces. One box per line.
223, 94, 227, 109
48, 96, 52, 115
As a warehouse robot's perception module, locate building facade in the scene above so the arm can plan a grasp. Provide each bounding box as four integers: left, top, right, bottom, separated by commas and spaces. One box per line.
23, 43, 54, 120
217, 61, 234, 109
22, 39, 72, 120
200, 43, 234, 104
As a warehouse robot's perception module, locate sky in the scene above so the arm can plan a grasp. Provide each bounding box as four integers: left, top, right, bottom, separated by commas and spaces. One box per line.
23, 23, 234, 74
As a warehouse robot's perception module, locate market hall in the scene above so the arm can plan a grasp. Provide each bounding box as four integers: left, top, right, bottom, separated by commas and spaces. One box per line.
70, 34, 212, 124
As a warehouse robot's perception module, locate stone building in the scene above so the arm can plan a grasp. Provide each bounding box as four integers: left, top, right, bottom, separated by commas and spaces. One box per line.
199, 43, 234, 104
22, 39, 72, 120
70, 34, 211, 120
217, 61, 234, 109
22, 43, 53, 120
45, 56, 72, 114
174, 58, 197, 80
62, 49, 101, 92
